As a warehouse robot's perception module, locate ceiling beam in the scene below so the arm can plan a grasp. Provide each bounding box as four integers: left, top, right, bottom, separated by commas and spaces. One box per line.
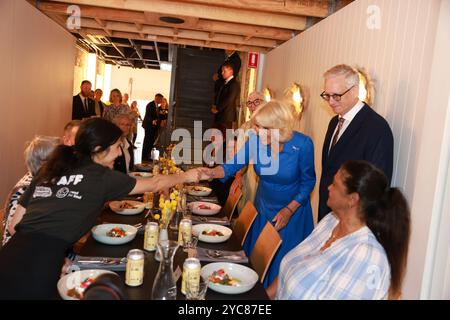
47, 0, 307, 30
167, 0, 329, 18
38, 1, 294, 40
82, 17, 277, 48
75, 27, 270, 52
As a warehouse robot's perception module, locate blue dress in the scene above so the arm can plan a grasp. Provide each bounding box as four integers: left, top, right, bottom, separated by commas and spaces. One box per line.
220, 131, 316, 287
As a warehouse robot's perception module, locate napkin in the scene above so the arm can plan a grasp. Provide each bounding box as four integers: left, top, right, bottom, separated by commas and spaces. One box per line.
191, 216, 230, 226
195, 247, 248, 263
68, 255, 127, 272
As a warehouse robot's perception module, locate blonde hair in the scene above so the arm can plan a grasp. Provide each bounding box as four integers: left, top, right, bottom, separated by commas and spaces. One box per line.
324, 64, 359, 89
251, 100, 294, 143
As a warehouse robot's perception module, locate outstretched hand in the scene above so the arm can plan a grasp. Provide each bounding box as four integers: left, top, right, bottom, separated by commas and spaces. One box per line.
183, 168, 201, 184
196, 167, 215, 181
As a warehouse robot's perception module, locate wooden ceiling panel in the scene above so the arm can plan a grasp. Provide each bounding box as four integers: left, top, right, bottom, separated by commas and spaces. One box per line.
30, 0, 354, 68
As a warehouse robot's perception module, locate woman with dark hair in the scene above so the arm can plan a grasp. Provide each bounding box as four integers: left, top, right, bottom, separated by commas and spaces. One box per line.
0, 118, 199, 299
270, 160, 410, 300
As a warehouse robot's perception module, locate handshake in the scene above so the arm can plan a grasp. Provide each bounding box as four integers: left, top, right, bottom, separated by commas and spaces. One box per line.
183, 167, 218, 183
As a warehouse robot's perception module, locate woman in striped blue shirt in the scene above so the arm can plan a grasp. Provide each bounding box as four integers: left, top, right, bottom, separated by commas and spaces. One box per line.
270, 160, 410, 300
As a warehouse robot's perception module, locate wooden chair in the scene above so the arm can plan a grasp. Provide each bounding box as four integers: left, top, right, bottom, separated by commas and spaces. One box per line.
0, 208, 5, 248
233, 201, 258, 246
250, 222, 282, 284
222, 176, 243, 222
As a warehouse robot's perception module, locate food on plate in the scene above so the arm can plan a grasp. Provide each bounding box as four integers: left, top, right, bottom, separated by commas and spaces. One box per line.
107, 227, 127, 238
202, 229, 224, 237
193, 186, 205, 192
198, 204, 211, 210
133, 173, 143, 177
208, 269, 240, 286
66, 277, 95, 299
119, 201, 138, 209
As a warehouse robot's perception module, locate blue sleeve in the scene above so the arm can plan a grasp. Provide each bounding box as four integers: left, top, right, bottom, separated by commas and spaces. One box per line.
294, 136, 316, 206
219, 138, 252, 182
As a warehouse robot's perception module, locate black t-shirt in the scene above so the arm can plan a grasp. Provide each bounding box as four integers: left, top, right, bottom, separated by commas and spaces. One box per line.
17, 162, 136, 244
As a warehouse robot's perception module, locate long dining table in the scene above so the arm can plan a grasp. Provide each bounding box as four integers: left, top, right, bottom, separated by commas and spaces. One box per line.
76, 185, 269, 300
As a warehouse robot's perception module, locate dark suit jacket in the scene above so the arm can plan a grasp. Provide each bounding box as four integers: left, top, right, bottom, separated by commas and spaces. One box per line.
114, 138, 135, 173
214, 52, 241, 101
214, 77, 240, 126
142, 100, 159, 131
72, 95, 95, 120
318, 104, 394, 220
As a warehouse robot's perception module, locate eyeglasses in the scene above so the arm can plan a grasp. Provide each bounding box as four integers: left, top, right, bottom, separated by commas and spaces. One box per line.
320, 85, 354, 102
247, 99, 263, 107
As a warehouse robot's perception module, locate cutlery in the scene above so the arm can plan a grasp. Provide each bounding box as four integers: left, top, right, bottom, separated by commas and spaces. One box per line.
205, 250, 243, 261
78, 257, 127, 265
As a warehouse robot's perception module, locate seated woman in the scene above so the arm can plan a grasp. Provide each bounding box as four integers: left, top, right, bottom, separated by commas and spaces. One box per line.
112, 112, 135, 174
198, 100, 316, 288
270, 160, 411, 300
2, 136, 61, 246
0, 118, 199, 299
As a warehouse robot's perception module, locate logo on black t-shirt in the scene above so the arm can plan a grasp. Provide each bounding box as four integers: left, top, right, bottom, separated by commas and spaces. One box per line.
56, 187, 70, 199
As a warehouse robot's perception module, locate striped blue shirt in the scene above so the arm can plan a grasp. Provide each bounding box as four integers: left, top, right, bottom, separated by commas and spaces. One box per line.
276, 213, 390, 300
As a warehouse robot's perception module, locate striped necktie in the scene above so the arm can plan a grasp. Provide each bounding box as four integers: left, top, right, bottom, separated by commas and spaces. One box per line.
331, 117, 345, 148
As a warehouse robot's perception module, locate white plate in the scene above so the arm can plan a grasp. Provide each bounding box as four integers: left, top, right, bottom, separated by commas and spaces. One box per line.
188, 201, 221, 216
187, 186, 212, 197
192, 224, 232, 243
201, 263, 258, 295
57, 270, 117, 300
109, 200, 145, 215
129, 171, 153, 178
92, 223, 137, 245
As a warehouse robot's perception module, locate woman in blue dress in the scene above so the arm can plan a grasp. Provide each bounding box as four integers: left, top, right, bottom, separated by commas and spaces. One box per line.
198, 100, 316, 288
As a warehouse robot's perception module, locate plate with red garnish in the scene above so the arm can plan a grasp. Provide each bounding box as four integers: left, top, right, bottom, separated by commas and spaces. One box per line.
188, 201, 221, 216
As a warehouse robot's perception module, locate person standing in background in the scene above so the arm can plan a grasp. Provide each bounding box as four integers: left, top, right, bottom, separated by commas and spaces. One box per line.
213, 50, 241, 103
72, 80, 95, 120
130, 101, 142, 145
93, 89, 105, 117
123, 93, 130, 107
142, 93, 163, 162
103, 89, 130, 122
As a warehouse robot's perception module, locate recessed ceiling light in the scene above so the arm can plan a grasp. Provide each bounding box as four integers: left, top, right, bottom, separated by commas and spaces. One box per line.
159, 16, 185, 24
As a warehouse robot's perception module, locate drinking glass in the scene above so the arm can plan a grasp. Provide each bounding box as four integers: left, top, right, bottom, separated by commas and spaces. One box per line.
185, 275, 209, 300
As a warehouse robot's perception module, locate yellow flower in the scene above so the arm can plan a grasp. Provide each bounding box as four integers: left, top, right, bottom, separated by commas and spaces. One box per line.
154, 213, 160, 220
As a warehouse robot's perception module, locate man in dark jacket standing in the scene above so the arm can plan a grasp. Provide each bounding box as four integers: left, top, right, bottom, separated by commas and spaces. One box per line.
318, 64, 394, 221
72, 80, 95, 120
142, 93, 163, 162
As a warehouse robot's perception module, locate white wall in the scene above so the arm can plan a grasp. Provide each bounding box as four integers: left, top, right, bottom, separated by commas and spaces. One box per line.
0, 0, 76, 204
109, 66, 171, 103
261, 0, 449, 299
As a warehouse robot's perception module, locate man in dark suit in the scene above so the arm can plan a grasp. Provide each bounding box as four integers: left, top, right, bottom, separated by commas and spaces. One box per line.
72, 80, 96, 120
93, 88, 105, 117
142, 93, 163, 162
211, 62, 240, 136
318, 64, 394, 221
213, 50, 241, 102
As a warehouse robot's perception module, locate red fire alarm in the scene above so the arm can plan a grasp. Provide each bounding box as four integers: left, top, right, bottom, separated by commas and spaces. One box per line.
248, 52, 259, 69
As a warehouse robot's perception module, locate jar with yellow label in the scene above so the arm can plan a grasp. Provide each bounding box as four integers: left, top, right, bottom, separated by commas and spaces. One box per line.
125, 249, 144, 286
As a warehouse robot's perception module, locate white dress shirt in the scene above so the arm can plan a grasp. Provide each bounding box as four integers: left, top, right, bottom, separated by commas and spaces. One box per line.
329, 100, 365, 152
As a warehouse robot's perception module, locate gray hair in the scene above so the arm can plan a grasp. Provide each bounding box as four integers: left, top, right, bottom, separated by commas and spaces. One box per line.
24, 136, 61, 175
324, 64, 359, 89
247, 91, 266, 103
112, 112, 132, 125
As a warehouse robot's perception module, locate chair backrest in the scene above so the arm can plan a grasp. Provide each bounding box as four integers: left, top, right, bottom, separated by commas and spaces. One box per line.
233, 201, 258, 246
0, 208, 5, 247
222, 177, 243, 221
250, 222, 282, 284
